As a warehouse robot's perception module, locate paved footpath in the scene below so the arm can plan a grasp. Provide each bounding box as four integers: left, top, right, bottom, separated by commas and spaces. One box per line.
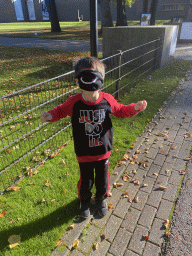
51, 67, 192, 255
1, 37, 191, 255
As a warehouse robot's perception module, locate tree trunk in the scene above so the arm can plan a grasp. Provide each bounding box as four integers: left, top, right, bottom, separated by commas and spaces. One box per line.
116, 0, 127, 26
186, 0, 192, 21
98, 0, 113, 34
21, 0, 29, 22
150, 0, 159, 25
143, 0, 148, 13
47, 0, 61, 32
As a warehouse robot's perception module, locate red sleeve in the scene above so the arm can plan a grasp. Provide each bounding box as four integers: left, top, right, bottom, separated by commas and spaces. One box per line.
103, 93, 140, 118
48, 94, 81, 122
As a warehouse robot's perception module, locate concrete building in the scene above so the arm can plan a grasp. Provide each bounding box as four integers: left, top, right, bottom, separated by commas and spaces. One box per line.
0, 0, 191, 23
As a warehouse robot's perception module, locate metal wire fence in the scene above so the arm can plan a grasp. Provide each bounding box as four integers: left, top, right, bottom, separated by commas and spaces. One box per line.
0, 37, 163, 194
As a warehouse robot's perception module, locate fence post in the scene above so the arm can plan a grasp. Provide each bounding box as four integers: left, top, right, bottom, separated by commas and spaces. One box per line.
153, 38, 162, 70
115, 50, 122, 100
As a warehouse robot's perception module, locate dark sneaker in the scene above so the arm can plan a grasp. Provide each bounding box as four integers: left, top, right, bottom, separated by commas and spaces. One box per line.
97, 199, 108, 217
80, 203, 90, 218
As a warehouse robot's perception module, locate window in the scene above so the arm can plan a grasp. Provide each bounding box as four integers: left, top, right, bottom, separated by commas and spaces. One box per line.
163, 4, 185, 11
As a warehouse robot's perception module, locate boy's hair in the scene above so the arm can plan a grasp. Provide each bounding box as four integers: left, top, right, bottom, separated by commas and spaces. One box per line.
73, 56, 105, 78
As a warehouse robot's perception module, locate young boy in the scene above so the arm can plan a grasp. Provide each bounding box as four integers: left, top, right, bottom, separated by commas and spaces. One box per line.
41, 56, 147, 218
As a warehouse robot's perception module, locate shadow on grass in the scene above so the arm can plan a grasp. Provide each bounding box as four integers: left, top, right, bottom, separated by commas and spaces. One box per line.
0, 198, 79, 251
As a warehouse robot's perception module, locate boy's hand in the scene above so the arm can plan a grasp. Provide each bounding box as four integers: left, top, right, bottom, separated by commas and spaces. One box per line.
41, 111, 52, 122
134, 100, 147, 111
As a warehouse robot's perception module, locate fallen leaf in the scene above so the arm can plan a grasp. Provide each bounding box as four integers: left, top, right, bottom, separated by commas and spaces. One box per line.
128, 198, 132, 203
165, 230, 170, 236
63, 189, 67, 194
9, 220, 14, 225
65, 172, 69, 176
171, 146, 177, 150
9, 243, 20, 249
122, 191, 129, 198
143, 235, 149, 240
153, 173, 158, 176
69, 224, 75, 229
6, 186, 21, 191
134, 196, 139, 203
122, 154, 129, 160
179, 170, 185, 175
55, 239, 63, 248
6, 149, 12, 153
62, 159, 66, 166
165, 169, 170, 174
49, 151, 60, 158
113, 182, 124, 187
51, 199, 56, 203
159, 185, 167, 190
93, 242, 99, 250
163, 219, 169, 229
72, 239, 79, 248
17, 218, 22, 221
123, 174, 130, 182
108, 203, 113, 209
142, 183, 148, 187
0, 210, 7, 217
45, 181, 51, 187
101, 234, 106, 240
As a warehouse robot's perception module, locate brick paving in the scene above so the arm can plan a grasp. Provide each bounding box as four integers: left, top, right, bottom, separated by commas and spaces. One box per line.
51, 65, 192, 255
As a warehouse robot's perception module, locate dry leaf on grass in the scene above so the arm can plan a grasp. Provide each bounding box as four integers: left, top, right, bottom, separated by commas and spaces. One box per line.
45, 181, 51, 187
6, 186, 21, 191
62, 159, 66, 166
55, 239, 63, 248
0, 210, 7, 217
9, 220, 14, 225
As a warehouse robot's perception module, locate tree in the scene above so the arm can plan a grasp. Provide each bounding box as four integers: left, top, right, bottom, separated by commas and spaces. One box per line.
110, 0, 135, 27
150, 0, 159, 25
47, 0, 61, 32
143, 0, 148, 13
98, 0, 113, 34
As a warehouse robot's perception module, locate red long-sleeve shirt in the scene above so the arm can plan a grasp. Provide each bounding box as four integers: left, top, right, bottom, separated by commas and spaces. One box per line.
48, 92, 140, 163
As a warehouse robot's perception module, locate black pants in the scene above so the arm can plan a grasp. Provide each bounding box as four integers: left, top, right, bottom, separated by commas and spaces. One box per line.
77, 158, 109, 204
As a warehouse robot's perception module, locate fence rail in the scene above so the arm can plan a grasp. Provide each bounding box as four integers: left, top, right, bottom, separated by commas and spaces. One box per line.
0, 38, 163, 195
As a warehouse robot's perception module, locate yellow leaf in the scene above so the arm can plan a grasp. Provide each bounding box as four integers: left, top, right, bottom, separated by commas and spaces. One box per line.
108, 203, 113, 209
70, 224, 75, 229
165, 230, 170, 236
63, 189, 67, 194
9, 220, 14, 225
72, 239, 79, 248
0, 210, 7, 217
93, 242, 99, 250
55, 239, 62, 248
51, 199, 56, 203
9, 243, 20, 248
17, 218, 22, 221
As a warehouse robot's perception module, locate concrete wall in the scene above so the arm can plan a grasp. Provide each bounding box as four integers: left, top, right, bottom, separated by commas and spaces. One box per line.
102, 26, 177, 69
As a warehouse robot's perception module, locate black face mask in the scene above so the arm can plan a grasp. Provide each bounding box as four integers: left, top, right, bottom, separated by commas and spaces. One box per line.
76, 70, 104, 91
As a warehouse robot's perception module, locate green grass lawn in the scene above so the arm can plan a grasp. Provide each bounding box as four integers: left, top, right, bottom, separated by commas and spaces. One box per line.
0, 41, 191, 255
0, 20, 171, 41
